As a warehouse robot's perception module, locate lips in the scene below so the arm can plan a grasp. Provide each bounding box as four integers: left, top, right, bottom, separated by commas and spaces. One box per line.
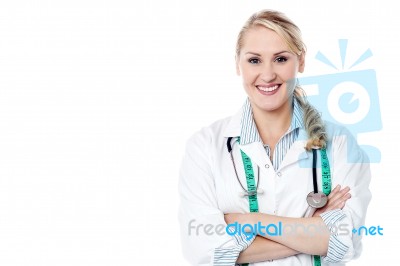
257, 85, 279, 92
256, 84, 281, 95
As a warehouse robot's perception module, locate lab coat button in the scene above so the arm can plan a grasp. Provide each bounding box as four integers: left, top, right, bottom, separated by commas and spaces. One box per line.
277, 172, 282, 177
265, 164, 270, 169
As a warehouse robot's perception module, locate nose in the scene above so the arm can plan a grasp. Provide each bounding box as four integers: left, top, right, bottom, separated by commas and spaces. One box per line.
259, 62, 276, 82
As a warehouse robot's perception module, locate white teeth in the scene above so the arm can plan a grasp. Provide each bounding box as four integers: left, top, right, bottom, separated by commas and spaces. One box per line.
257, 85, 279, 92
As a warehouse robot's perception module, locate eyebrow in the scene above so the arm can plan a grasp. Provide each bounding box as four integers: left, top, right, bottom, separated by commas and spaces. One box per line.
245, 51, 291, 56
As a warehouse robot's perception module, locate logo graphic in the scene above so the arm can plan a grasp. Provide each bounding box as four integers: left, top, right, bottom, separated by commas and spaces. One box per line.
187, 219, 384, 240
299, 39, 382, 163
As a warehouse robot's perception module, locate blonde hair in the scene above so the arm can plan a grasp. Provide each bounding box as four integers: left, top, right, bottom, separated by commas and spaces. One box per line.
236, 10, 327, 150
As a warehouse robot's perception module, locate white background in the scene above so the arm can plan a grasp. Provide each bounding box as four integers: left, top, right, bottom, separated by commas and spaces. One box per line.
0, 0, 398, 265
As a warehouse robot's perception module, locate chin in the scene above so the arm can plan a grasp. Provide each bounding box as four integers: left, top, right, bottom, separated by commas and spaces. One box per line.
252, 96, 290, 113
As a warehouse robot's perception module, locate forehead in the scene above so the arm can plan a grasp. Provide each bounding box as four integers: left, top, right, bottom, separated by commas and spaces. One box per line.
241, 25, 290, 54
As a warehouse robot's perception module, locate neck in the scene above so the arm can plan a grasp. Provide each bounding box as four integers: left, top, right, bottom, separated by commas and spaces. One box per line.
251, 99, 293, 147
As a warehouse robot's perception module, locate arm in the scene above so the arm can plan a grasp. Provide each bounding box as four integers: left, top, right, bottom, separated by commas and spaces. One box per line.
320, 127, 372, 263
236, 236, 299, 263
179, 130, 255, 265
226, 213, 330, 255
251, 185, 354, 255
226, 185, 351, 262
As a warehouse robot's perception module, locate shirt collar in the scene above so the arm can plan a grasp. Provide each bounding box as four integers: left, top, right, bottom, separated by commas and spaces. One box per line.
290, 97, 304, 133
239, 97, 304, 145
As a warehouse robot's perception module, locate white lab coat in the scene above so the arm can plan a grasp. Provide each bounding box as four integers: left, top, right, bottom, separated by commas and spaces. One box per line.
178, 108, 371, 265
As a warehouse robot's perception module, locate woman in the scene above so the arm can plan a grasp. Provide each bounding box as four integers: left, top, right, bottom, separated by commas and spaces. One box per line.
179, 10, 371, 265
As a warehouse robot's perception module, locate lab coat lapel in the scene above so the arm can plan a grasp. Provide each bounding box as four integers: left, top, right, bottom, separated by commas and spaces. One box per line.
222, 108, 271, 170
279, 129, 310, 170
239, 142, 271, 171
238, 140, 310, 172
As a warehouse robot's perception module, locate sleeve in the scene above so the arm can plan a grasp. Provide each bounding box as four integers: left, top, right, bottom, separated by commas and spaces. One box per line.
320, 209, 350, 263
320, 127, 372, 264
178, 129, 255, 266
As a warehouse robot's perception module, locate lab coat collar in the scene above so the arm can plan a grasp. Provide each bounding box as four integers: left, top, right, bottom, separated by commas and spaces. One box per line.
237, 131, 309, 172
222, 107, 242, 138
222, 106, 310, 170
223, 98, 304, 140
279, 134, 309, 170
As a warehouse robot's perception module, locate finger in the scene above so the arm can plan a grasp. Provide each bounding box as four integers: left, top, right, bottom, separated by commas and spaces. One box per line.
327, 194, 349, 210
328, 186, 350, 203
333, 184, 341, 192
328, 193, 351, 210
328, 185, 341, 199
327, 185, 346, 200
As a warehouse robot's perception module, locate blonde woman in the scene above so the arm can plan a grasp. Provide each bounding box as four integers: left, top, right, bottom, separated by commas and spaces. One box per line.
179, 10, 371, 266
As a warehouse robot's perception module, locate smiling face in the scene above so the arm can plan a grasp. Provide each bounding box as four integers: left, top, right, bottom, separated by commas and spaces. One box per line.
236, 25, 305, 114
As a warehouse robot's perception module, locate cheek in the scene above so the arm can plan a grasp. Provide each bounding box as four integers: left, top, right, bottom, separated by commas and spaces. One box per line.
280, 63, 299, 79
241, 68, 257, 85
281, 70, 297, 87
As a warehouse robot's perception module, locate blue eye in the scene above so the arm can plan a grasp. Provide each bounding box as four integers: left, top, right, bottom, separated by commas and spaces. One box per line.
275, 56, 288, 63
248, 58, 261, 64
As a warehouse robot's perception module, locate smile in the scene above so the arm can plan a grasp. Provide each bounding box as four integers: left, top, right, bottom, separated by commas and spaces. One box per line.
256, 84, 281, 95
257, 85, 280, 92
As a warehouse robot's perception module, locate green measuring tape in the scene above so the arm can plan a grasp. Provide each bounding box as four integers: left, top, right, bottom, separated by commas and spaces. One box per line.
239, 149, 258, 266
238, 147, 331, 266
240, 150, 259, 212
313, 148, 331, 266
320, 148, 331, 195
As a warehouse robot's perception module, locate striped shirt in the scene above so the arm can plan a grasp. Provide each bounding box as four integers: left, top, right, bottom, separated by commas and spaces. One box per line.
213, 98, 348, 265
239, 97, 303, 171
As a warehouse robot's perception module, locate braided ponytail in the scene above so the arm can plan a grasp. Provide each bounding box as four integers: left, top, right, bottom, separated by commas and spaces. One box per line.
294, 87, 327, 150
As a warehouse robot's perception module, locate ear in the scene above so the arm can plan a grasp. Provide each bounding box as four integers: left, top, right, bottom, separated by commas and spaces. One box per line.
298, 52, 305, 73
235, 56, 241, 76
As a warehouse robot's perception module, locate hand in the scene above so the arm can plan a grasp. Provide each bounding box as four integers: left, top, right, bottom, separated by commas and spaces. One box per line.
313, 185, 351, 217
